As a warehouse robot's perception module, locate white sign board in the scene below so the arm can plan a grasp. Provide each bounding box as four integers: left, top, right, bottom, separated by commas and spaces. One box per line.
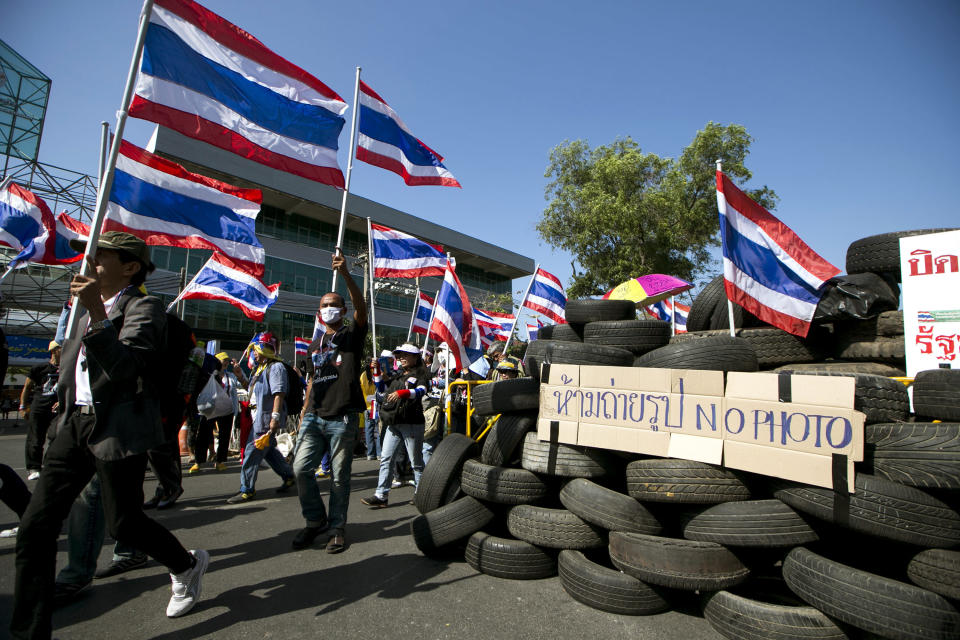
900, 230, 960, 376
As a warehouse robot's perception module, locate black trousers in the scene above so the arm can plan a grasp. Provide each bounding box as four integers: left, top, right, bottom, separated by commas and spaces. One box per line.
0, 463, 30, 517
24, 407, 56, 471
147, 415, 184, 497
12, 410, 194, 640
195, 413, 232, 464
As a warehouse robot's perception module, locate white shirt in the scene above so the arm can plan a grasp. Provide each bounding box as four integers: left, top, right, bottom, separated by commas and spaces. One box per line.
74, 291, 122, 406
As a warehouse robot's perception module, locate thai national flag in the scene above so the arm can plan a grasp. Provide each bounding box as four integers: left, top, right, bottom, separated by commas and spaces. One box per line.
523, 267, 566, 324
370, 223, 445, 278
106, 140, 265, 276
294, 337, 310, 357
489, 310, 515, 341
356, 80, 461, 187
472, 308, 501, 348
645, 299, 690, 333
411, 291, 435, 336
130, 0, 347, 187
717, 171, 840, 337
171, 252, 279, 321
0, 183, 86, 267
526, 323, 539, 341
429, 260, 481, 370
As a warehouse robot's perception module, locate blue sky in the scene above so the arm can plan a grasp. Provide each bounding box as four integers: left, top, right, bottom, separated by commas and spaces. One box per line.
4, 0, 959, 306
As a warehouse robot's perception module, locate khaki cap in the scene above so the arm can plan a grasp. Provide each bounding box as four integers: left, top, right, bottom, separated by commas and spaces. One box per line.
70, 231, 153, 270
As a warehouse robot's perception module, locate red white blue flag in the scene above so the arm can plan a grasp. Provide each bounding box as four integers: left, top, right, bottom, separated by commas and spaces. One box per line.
429, 260, 481, 370
131, 0, 347, 187
717, 171, 839, 337
294, 337, 310, 357
168, 252, 279, 321
356, 80, 461, 188
106, 140, 265, 276
645, 299, 690, 334
370, 223, 446, 278
526, 322, 541, 341
411, 291, 435, 336
0, 183, 86, 268
523, 267, 566, 324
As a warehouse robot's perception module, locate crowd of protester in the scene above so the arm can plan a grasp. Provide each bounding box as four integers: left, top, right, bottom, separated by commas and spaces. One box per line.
0, 234, 527, 640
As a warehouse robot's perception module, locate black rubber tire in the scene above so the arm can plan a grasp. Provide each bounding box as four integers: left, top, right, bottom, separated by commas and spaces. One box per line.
625, 459, 752, 504
564, 299, 637, 324
681, 499, 818, 547
558, 550, 670, 615
559, 478, 662, 535
771, 473, 960, 548
774, 370, 909, 424
846, 228, 958, 279
471, 378, 541, 416
907, 549, 960, 601
410, 496, 495, 554
703, 588, 849, 640
582, 319, 671, 355
506, 504, 606, 550
480, 413, 536, 467
834, 336, 905, 363
524, 339, 635, 382
413, 434, 478, 514
464, 532, 557, 580
783, 546, 960, 640
537, 323, 583, 342
913, 369, 960, 421
460, 459, 550, 505
865, 423, 960, 490
609, 532, 750, 591
834, 310, 904, 341
772, 361, 906, 377
671, 327, 825, 367
634, 336, 759, 372
686, 275, 762, 332
521, 432, 617, 478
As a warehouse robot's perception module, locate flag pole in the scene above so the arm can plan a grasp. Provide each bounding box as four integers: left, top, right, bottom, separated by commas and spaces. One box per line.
406, 278, 421, 342
366, 216, 378, 356
331, 66, 361, 292
98, 121, 110, 184
421, 289, 439, 357
65, 0, 156, 340
717, 159, 736, 338
503, 262, 539, 353
165, 264, 205, 312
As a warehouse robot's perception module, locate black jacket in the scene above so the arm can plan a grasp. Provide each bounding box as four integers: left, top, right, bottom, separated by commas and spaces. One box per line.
379, 364, 429, 426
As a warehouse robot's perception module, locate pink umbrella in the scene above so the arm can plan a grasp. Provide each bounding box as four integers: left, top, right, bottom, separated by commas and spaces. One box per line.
602, 274, 693, 306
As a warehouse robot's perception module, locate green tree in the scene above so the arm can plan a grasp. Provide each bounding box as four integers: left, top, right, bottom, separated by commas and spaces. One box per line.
538, 122, 778, 298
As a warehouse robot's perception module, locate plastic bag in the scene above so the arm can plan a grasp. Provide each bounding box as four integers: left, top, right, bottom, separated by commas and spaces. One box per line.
197, 376, 233, 419
813, 273, 899, 323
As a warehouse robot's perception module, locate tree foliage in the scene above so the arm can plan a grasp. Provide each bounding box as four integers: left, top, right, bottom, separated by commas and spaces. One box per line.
537, 122, 778, 298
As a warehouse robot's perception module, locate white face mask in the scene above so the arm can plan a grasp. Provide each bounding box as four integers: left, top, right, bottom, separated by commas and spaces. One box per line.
320, 306, 343, 324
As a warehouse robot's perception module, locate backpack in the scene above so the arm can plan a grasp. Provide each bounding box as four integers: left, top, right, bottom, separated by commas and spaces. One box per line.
282, 361, 305, 417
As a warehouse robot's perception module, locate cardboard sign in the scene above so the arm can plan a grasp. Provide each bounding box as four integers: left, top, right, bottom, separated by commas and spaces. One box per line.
900, 229, 960, 377
538, 365, 864, 492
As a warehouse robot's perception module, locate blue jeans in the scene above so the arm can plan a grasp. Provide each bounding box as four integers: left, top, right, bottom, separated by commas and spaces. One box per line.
239, 430, 293, 494
293, 413, 357, 532
56, 475, 144, 586
364, 415, 381, 458
422, 435, 441, 467
376, 423, 424, 498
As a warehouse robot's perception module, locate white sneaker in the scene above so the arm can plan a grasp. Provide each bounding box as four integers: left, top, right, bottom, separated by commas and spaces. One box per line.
166, 549, 209, 617
0, 526, 18, 538
390, 480, 402, 489
27, 470, 40, 481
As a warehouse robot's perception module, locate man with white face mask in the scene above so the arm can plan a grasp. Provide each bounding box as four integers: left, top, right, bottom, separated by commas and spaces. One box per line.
291, 254, 367, 554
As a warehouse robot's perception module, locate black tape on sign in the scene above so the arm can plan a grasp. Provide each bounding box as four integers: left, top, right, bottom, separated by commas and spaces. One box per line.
832, 453, 850, 527
549, 420, 560, 443
547, 420, 561, 474
541, 363, 552, 384
778, 372, 792, 403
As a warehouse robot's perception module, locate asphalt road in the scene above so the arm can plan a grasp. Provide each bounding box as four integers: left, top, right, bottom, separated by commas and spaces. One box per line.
0, 422, 722, 640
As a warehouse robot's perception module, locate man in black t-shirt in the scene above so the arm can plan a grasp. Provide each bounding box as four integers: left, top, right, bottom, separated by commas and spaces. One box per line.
20, 341, 61, 479
290, 254, 367, 554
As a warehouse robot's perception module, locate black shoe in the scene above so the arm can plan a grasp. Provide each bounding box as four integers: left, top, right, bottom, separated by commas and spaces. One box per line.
360, 495, 388, 508
226, 490, 255, 504
291, 525, 327, 550
95, 554, 148, 579
276, 477, 296, 493
143, 488, 165, 509
157, 487, 184, 510
53, 581, 91, 608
